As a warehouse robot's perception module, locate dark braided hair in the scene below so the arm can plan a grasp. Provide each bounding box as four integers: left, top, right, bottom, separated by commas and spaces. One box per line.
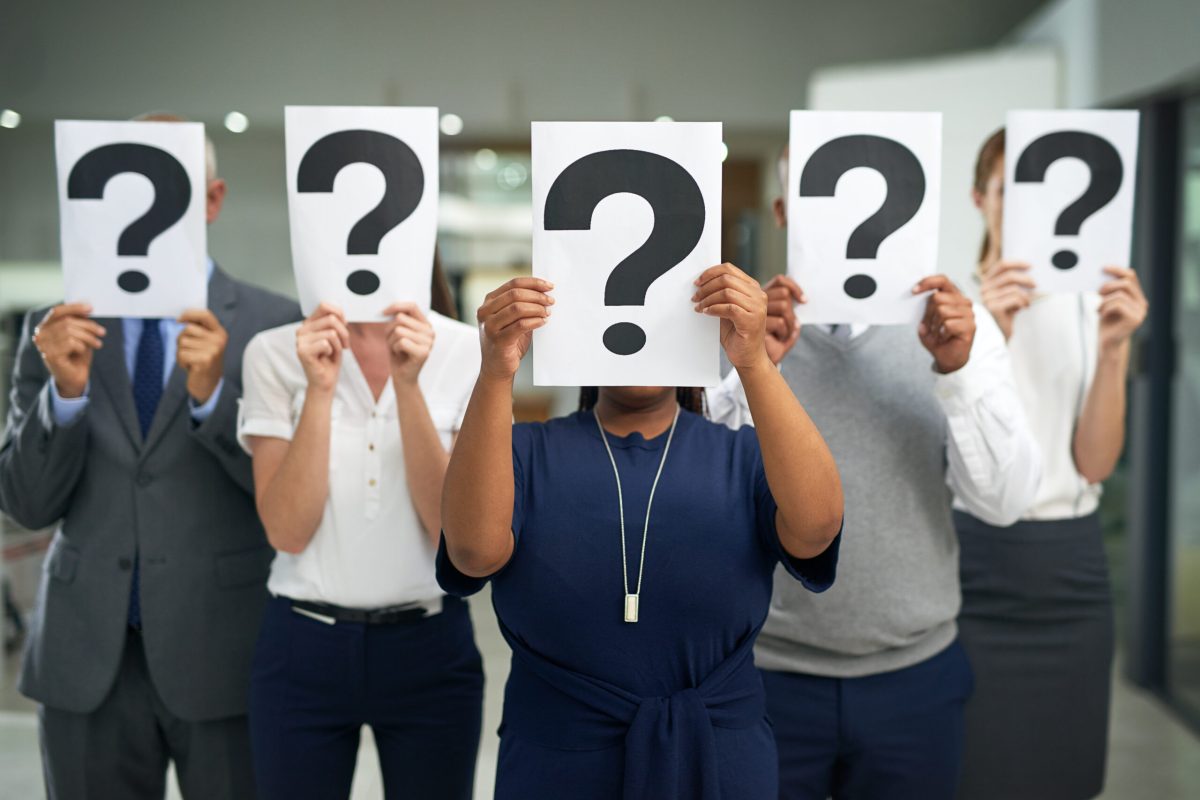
578, 387, 706, 417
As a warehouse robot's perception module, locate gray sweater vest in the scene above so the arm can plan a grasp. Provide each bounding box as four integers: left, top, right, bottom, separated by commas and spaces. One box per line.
756, 325, 960, 677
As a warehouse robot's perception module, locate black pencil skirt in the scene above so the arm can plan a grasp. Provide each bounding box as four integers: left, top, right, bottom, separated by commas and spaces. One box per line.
954, 510, 1114, 800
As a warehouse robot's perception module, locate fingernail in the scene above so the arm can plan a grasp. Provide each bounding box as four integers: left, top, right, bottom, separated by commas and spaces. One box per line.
694, 304, 701, 311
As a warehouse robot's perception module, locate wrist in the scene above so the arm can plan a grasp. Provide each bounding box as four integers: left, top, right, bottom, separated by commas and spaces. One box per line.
188, 374, 219, 403
305, 384, 337, 404
734, 352, 776, 380
477, 369, 516, 392
392, 377, 424, 402
1098, 338, 1131, 366
54, 377, 86, 399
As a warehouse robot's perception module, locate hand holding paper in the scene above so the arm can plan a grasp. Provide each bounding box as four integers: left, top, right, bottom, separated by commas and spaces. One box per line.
296, 304, 350, 393
384, 302, 436, 385
176, 309, 228, 403
762, 275, 805, 365
477, 278, 555, 381
914, 275, 976, 374
693, 263, 771, 371
32, 303, 106, 399
1097, 266, 1148, 353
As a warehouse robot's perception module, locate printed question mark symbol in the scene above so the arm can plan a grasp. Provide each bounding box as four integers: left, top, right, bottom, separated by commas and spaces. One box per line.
296, 129, 424, 296
544, 149, 705, 355
66, 143, 192, 294
1013, 131, 1122, 270
799, 135, 926, 299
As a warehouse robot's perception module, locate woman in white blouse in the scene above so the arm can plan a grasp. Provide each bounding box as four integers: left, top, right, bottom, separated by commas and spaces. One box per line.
953, 129, 1148, 800
238, 264, 483, 800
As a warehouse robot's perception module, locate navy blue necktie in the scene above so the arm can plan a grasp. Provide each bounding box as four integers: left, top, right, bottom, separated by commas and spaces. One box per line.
128, 319, 164, 627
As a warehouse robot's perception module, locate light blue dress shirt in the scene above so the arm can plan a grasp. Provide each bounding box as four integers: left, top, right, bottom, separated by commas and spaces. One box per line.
50, 258, 224, 427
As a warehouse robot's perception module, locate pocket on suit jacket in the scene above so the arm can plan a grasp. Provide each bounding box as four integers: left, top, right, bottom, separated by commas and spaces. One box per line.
46, 540, 80, 584
215, 546, 273, 589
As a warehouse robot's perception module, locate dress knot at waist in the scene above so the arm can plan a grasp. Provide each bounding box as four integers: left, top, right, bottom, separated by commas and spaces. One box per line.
497, 621, 765, 800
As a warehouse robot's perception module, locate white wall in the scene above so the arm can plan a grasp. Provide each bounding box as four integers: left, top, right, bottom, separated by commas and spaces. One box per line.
807, 47, 1060, 289
1011, 0, 1200, 107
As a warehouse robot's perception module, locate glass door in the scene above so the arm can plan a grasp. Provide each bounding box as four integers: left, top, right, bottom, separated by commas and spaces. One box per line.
1167, 93, 1200, 722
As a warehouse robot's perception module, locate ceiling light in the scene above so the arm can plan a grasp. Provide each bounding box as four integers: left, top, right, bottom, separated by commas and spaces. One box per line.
224, 111, 249, 133
0, 109, 21, 129
440, 113, 464, 136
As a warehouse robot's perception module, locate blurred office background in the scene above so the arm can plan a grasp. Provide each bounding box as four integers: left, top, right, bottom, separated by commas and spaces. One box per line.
2, 0, 1199, 796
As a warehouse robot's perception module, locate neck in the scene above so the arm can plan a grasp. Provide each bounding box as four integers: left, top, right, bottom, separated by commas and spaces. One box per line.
593, 392, 678, 438
979, 242, 1002, 275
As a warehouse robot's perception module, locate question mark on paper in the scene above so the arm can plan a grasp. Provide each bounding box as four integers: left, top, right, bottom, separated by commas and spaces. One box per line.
799, 135, 926, 300
544, 149, 705, 355
1013, 131, 1122, 271
66, 143, 192, 294
296, 129, 424, 296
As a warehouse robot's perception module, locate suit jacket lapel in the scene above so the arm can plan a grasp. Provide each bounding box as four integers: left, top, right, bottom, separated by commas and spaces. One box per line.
92, 318, 141, 448
140, 266, 239, 457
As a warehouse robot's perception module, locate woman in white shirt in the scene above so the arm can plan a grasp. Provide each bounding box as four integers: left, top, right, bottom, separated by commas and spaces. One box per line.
238, 264, 483, 800
954, 129, 1148, 800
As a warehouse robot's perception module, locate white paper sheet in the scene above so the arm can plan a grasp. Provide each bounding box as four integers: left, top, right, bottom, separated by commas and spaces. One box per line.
788, 111, 942, 325
1003, 110, 1139, 294
55, 120, 207, 317
285, 106, 438, 321
531, 121, 721, 387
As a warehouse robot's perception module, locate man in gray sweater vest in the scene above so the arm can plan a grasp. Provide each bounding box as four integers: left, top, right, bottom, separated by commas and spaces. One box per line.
708, 152, 1040, 799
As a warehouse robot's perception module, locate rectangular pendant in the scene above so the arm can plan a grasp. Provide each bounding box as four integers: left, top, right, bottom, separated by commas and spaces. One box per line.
624, 593, 639, 623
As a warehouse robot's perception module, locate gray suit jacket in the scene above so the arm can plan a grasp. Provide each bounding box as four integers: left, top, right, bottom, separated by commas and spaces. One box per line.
0, 267, 300, 721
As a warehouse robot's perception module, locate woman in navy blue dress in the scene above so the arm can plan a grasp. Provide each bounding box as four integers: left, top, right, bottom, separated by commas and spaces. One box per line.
439, 263, 844, 799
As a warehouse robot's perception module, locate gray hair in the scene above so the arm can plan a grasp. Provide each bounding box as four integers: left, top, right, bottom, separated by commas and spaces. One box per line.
133, 111, 218, 181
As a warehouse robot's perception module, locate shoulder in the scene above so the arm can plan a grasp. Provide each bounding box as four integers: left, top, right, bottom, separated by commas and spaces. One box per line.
244, 323, 303, 378
430, 312, 479, 353
512, 411, 588, 450
223, 273, 302, 326
421, 311, 481, 403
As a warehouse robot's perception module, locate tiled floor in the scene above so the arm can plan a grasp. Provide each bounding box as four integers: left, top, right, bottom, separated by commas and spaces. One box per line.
3, 587, 1198, 799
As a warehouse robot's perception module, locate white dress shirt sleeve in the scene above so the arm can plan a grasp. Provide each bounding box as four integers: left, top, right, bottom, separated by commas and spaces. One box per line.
706, 368, 752, 430
236, 333, 296, 453
936, 304, 1041, 526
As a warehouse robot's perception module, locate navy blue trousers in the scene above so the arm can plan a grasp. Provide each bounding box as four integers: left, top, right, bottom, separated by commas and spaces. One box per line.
249, 596, 484, 800
762, 640, 974, 800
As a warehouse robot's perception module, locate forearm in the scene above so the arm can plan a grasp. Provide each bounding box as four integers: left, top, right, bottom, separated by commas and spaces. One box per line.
257, 392, 333, 553
0, 384, 90, 529
441, 373, 516, 577
1073, 342, 1129, 484
739, 357, 843, 558
393, 382, 450, 545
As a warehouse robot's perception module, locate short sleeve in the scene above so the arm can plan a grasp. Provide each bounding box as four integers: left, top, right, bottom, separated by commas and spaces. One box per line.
237, 331, 296, 453
435, 422, 533, 597
742, 427, 840, 593
436, 534, 489, 597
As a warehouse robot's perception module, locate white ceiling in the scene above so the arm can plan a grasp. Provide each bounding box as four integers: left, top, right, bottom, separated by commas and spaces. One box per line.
2, 0, 1048, 136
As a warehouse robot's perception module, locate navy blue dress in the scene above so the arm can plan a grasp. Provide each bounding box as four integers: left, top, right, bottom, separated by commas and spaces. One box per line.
438, 409, 839, 799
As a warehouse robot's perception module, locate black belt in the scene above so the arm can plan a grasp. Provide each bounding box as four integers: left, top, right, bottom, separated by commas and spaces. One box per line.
288, 595, 459, 625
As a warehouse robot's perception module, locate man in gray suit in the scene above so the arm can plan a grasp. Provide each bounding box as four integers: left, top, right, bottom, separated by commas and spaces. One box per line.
0, 114, 299, 798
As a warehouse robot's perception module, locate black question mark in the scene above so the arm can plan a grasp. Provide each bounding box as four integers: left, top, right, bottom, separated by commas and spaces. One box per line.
799, 134, 926, 300
296, 129, 424, 296
1013, 131, 1122, 271
66, 143, 192, 294
544, 149, 705, 355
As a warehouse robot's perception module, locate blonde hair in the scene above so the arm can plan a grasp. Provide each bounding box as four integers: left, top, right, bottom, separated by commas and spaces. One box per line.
973, 128, 1005, 274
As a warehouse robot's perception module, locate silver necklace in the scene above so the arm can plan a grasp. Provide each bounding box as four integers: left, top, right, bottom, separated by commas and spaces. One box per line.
593, 405, 680, 623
